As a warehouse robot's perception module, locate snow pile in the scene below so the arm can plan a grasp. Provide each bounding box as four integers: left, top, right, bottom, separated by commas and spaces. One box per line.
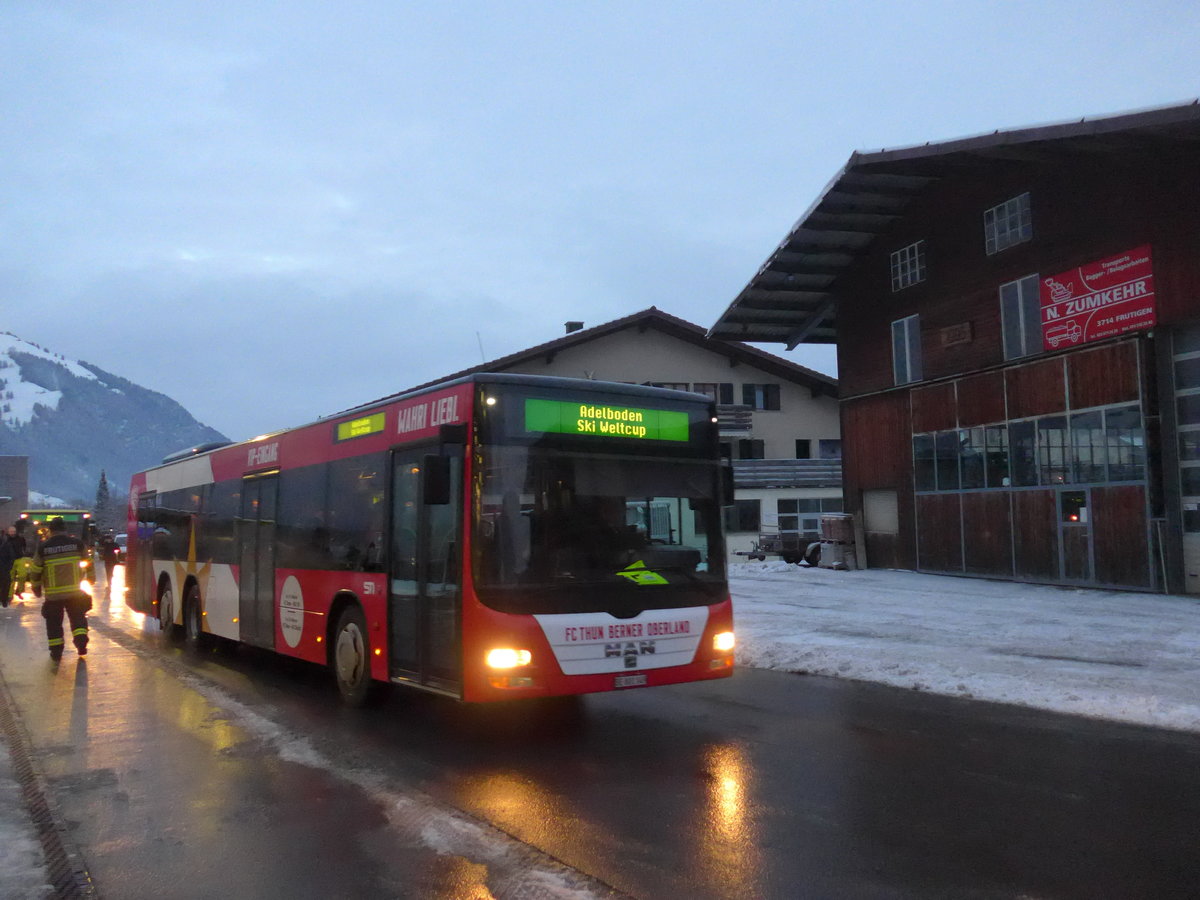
730, 561, 1200, 733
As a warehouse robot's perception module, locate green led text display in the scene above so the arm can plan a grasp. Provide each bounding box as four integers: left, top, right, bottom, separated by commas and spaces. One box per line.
524, 399, 690, 441
335, 412, 386, 442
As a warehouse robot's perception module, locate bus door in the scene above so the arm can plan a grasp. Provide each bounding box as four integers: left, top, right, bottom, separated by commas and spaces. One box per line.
389, 449, 462, 692
133, 492, 158, 615
238, 473, 279, 649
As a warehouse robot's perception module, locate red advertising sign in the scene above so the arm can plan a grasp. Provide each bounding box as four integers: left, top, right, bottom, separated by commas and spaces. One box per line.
1040, 245, 1155, 350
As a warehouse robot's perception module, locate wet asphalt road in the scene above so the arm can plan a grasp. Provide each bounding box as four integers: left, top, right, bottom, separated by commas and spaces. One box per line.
3, 577, 1200, 899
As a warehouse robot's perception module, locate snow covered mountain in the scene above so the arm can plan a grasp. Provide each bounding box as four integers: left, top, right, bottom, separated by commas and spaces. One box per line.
0, 332, 227, 503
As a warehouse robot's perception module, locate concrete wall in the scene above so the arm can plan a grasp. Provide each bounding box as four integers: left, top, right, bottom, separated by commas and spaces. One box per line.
0, 455, 30, 528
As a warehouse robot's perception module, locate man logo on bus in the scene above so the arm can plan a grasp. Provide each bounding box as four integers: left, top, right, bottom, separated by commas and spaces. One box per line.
606, 640, 656, 668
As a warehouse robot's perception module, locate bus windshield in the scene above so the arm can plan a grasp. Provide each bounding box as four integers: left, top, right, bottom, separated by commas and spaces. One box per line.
19, 509, 93, 547
473, 445, 725, 615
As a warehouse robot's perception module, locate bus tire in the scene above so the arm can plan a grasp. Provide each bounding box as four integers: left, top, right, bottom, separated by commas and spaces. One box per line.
332, 605, 376, 707
158, 581, 181, 643
183, 583, 210, 653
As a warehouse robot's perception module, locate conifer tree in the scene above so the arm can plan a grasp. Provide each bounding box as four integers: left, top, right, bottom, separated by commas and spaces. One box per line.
95, 470, 112, 532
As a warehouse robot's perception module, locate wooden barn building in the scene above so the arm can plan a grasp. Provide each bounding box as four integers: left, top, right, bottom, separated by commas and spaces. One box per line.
711, 101, 1200, 593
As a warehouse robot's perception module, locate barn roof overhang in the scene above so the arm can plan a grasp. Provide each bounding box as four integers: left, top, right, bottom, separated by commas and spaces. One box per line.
708, 100, 1200, 349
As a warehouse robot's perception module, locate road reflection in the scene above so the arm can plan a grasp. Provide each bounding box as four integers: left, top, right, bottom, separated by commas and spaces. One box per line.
80, 565, 762, 898
87, 564, 151, 631
697, 742, 761, 897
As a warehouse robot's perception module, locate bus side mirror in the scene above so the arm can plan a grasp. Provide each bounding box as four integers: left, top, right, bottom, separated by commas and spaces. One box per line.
721, 464, 735, 507
423, 455, 451, 505
439, 423, 467, 446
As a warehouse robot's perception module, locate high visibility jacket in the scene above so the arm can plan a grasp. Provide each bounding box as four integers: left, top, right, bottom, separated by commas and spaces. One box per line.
31, 533, 91, 599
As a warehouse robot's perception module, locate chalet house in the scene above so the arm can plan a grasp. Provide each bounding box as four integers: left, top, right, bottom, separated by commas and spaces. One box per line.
419, 308, 841, 558
711, 101, 1200, 592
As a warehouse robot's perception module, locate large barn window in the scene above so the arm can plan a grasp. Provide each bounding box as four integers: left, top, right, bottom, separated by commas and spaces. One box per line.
1000, 274, 1043, 359
912, 404, 1143, 493
890, 240, 927, 291
891, 315, 922, 385
985, 192, 1033, 255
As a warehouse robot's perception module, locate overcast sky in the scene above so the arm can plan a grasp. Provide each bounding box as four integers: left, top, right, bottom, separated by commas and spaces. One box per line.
3, 1, 1199, 441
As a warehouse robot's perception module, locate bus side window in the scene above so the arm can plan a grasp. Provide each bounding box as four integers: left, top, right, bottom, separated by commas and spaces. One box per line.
328, 454, 385, 572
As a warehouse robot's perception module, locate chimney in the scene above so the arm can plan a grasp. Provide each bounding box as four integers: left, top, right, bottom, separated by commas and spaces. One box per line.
564, 321, 584, 334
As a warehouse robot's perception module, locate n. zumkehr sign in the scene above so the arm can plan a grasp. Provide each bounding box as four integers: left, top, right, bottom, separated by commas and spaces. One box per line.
1040, 245, 1155, 350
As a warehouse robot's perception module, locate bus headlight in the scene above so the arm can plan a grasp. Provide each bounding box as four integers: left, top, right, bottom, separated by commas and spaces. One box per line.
713, 631, 736, 653
486, 648, 532, 669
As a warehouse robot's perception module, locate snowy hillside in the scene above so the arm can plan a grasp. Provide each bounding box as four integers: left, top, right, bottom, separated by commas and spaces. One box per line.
0, 332, 227, 502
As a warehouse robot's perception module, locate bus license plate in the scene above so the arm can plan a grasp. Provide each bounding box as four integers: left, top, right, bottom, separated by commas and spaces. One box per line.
615, 673, 647, 688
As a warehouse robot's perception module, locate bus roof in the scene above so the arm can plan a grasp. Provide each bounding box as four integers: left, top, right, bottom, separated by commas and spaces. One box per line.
331, 372, 711, 421
149, 373, 713, 474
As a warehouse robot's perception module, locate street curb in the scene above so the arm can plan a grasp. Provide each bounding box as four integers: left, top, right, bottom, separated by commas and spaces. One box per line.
0, 657, 99, 899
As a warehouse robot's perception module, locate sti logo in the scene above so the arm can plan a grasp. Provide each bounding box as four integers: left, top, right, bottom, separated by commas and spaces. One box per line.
606, 640, 656, 668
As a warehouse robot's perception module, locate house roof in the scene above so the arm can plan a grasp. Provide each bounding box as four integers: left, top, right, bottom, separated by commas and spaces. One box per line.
407, 306, 838, 398
708, 99, 1200, 349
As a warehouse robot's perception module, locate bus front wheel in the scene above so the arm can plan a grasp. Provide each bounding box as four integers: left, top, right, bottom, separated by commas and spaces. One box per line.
332, 605, 376, 707
183, 584, 209, 653
158, 583, 180, 642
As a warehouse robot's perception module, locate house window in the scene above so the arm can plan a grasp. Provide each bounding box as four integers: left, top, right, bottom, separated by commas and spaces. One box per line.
778, 497, 843, 536
935, 431, 961, 490
738, 439, 765, 460
818, 439, 842, 460
985, 192, 1032, 255
1000, 274, 1042, 360
913, 435, 935, 491
1037, 416, 1070, 484
742, 383, 781, 410
693, 382, 734, 404
724, 499, 761, 533
892, 315, 922, 385
985, 425, 1010, 487
795, 439, 811, 459
1102, 406, 1145, 481
960, 428, 985, 489
890, 240, 927, 291
1010, 419, 1037, 486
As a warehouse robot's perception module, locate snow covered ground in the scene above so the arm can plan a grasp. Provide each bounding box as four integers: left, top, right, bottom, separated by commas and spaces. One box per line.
731, 560, 1200, 734
3, 564, 1200, 895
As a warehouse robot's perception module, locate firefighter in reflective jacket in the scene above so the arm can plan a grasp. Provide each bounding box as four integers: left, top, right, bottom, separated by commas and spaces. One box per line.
30, 517, 92, 661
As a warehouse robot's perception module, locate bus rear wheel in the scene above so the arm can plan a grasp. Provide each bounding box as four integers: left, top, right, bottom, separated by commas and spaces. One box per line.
332, 605, 376, 707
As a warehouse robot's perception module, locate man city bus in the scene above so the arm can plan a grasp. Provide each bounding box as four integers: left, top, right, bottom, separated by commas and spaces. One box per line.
127, 374, 735, 705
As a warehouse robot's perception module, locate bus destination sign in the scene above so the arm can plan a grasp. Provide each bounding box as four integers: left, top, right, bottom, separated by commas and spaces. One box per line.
525, 399, 689, 441
335, 412, 386, 442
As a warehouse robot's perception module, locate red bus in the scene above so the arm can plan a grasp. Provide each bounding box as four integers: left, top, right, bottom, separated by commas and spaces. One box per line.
126, 374, 734, 704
